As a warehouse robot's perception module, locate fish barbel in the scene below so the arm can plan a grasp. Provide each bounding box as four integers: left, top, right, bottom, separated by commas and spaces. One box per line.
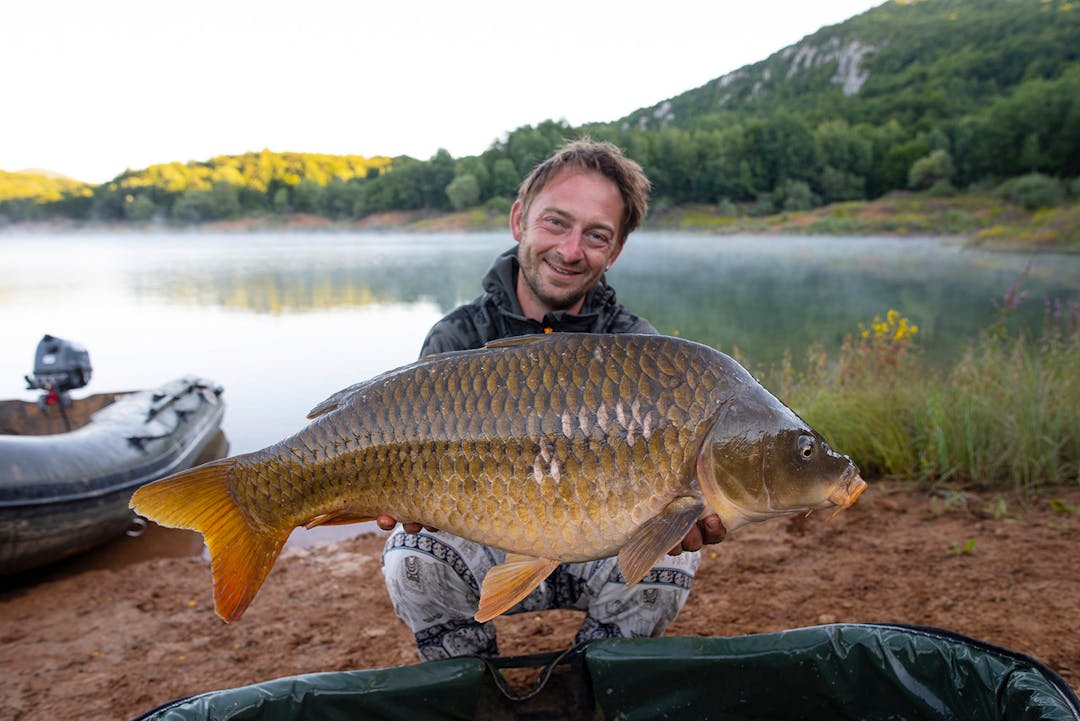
131, 333, 866, 623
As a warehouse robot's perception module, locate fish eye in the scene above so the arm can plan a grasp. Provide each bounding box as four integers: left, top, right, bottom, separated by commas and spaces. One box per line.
798, 435, 815, 461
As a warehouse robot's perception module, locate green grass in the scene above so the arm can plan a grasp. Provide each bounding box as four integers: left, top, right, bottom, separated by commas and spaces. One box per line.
761, 312, 1079, 493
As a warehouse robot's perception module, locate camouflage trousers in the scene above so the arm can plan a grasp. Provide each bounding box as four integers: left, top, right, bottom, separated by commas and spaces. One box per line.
381, 527, 699, 661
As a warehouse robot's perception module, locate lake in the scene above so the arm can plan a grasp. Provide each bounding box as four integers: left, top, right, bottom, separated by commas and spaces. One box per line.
1, 229, 1076, 701
2, 230, 1076, 459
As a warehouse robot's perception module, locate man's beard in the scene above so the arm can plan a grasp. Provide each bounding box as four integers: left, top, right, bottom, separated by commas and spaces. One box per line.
518, 257, 591, 313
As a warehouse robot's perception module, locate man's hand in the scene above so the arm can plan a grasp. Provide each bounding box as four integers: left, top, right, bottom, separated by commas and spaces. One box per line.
669, 513, 726, 555
376, 514, 437, 534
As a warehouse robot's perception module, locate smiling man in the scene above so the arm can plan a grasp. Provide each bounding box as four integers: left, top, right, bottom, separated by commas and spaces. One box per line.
510, 146, 634, 319
379, 139, 725, 661
421, 139, 653, 347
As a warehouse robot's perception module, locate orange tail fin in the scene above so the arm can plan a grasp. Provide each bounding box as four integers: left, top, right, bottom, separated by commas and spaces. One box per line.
130, 458, 288, 623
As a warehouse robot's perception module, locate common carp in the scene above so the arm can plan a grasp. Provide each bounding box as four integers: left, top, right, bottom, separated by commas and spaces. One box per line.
131, 333, 866, 624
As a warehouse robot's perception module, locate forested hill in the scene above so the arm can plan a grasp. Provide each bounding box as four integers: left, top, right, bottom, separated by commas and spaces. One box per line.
2, 0, 1078, 227
617, 0, 1078, 133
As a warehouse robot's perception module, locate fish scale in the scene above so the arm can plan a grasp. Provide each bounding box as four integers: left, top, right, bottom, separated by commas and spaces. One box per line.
221, 335, 706, 563
131, 332, 866, 623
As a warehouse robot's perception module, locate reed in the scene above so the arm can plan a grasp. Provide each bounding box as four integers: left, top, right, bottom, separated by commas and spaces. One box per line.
767, 302, 1079, 493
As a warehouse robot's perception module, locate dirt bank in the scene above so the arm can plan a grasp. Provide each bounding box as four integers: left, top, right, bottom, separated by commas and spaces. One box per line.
1, 482, 1078, 720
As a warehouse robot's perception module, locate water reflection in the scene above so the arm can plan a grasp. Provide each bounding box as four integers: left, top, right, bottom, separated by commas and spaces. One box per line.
2, 231, 1076, 440
96, 232, 1078, 368
1, 231, 1076, 568
123, 233, 503, 314
610, 235, 1076, 366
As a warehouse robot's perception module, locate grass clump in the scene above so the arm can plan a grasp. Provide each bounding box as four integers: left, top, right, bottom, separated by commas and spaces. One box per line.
766, 293, 1079, 493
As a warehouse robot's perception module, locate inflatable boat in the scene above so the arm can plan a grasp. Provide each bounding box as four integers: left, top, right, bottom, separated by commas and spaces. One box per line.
0, 375, 226, 573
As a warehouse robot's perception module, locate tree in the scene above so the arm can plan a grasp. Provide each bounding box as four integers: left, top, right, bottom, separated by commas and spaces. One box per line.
445, 174, 481, 211
881, 139, 931, 193
424, 149, 456, 210
293, 179, 323, 214
815, 120, 872, 200
125, 194, 157, 221
272, 187, 291, 213
504, 120, 573, 176
820, 166, 866, 202
740, 114, 822, 195
210, 182, 241, 219
908, 149, 955, 190
172, 190, 214, 223
323, 178, 363, 219
489, 158, 519, 199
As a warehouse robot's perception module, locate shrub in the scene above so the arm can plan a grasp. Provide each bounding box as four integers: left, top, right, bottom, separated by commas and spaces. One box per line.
908, 150, 955, 190
715, 197, 738, 217
1002, 173, 1065, 210
776, 179, 819, 212
748, 194, 775, 217
483, 196, 512, 216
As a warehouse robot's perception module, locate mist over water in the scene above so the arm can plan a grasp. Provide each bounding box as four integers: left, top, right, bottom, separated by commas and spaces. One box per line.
1, 231, 1075, 457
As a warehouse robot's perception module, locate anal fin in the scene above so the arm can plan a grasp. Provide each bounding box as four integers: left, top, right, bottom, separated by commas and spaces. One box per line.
475, 554, 559, 623
618, 496, 704, 586
304, 510, 376, 528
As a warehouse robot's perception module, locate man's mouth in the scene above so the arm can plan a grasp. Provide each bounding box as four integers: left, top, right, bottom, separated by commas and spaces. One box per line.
544, 259, 581, 278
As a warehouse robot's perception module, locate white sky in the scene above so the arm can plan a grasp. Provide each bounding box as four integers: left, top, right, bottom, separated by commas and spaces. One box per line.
1, 0, 883, 184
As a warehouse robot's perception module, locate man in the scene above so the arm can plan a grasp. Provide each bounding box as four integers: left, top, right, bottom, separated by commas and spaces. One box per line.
378, 139, 725, 660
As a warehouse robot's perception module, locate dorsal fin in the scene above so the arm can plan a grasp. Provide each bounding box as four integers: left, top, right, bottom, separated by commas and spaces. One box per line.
306, 382, 365, 419
484, 334, 552, 349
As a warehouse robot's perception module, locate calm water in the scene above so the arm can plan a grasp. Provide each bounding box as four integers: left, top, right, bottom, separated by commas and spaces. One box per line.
1, 230, 1076, 556
2, 231, 1077, 458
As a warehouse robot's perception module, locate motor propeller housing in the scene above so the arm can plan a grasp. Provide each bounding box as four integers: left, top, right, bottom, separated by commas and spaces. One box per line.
24, 334, 92, 408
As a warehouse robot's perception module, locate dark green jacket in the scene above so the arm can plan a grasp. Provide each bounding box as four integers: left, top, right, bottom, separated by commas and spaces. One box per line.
419, 247, 656, 357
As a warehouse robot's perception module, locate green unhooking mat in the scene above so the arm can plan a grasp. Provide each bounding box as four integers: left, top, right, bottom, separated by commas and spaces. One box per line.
132, 624, 1080, 721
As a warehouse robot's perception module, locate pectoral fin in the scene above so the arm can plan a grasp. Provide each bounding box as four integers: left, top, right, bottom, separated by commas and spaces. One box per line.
475, 554, 559, 623
618, 496, 704, 586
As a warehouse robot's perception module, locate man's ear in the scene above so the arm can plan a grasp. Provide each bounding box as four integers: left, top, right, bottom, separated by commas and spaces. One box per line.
509, 199, 524, 241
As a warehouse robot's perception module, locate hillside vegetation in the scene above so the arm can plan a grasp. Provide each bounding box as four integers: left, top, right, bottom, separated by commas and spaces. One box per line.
0, 170, 91, 203
2, 0, 1078, 248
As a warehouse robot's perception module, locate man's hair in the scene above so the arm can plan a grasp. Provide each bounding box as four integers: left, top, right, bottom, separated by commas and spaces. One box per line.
516, 139, 651, 243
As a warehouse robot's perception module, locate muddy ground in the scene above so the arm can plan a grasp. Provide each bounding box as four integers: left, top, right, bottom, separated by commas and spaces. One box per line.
2, 482, 1078, 720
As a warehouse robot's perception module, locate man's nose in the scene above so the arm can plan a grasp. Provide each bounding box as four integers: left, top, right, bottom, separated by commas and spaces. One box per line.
560, 230, 585, 261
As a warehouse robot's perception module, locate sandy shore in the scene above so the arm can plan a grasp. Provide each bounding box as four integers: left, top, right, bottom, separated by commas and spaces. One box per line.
1, 482, 1078, 720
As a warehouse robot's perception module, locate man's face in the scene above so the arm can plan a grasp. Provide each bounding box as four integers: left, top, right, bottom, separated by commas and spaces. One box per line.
510, 169, 625, 320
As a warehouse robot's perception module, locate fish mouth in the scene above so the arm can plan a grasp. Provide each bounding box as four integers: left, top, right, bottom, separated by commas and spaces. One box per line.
827, 470, 867, 519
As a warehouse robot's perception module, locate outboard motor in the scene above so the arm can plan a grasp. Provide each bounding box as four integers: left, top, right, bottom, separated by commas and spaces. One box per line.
24, 334, 92, 410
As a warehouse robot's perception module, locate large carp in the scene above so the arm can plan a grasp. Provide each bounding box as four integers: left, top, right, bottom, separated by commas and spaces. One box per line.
131, 333, 865, 624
